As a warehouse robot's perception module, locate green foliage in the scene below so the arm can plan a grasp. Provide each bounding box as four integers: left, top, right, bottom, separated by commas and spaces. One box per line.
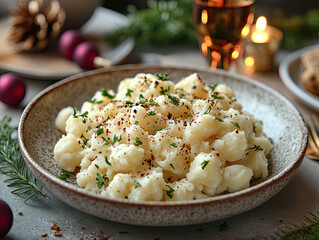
272, 9, 319, 50
273, 212, 319, 240
107, 0, 197, 46
0, 116, 50, 202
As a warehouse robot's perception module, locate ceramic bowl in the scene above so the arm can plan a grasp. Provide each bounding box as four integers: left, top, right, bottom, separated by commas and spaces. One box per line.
18, 65, 307, 226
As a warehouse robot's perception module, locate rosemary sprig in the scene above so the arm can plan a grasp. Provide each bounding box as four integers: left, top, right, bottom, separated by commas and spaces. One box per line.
274, 212, 319, 240
0, 116, 50, 202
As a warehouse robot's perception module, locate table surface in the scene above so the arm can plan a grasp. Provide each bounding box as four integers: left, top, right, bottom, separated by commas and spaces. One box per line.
1, 11, 319, 240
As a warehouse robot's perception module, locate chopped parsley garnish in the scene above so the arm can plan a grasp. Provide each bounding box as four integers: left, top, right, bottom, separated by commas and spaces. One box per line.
125, 89, 134, 98
209, 84, 218, 92
80, 133, 88, 147
111, 135, 122, 144
204, 106, 211, 114
105, 156, 111, 166
96, 173, 106, 189
135, 137, 143, 146
169, 164, 175, 170
249, 145, 264, 151
144, 79, 149, 86
95, 164, 99, 169
165, 185, 175, 199
101, 136, 110, 145
134, 181, 142, 187
170, 143, 177, 148
231, 121, 240, 129
88, 98, 103, 104
87, 126, 93, 131
58, 172, 69, 181
154, 127, 163, 135
160, 86, 170, 95
139, 94, 145, 99
148, 110, 156, 116
73, 109, 89, 123
124, 100, 134, 107
168, 95, 179, 105
134, 121, 139, 125
201, 160, 210, 169
156, 73, 169, 80
95, 128, 104, 136
100, 88, 115, 99
215, 117, 223, 122
211, 93, 224, 100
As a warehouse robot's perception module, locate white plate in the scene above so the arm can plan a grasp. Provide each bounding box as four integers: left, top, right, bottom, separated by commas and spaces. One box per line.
18, 65, 307, 226
0, 7, 134, 80
279, 44, 319, 112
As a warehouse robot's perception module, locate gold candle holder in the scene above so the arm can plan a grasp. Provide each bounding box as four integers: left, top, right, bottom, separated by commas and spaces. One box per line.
241, 16, 283, 73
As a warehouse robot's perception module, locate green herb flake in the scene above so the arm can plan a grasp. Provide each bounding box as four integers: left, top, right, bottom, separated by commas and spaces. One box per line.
100, 88, 115, 99
148, 110, 156, 116
111, 135, 122, 145
204, 106, 211, 114
87, 126, 93, 131
211, 93, 224, 100
58, 172, 69, 181
81, 133, 88, 146
134, 121, 139, 125
154, 127, 163, 135
96, 173, 105, 189
17, 212, 23, 216
73, 109, 89, 123
201, 160, 210, 170
124, 100, 134, 107
231, 121, 240, 129
88, 98, 103, 104
215, 117, 223, 122
125, 89, 134, 98
168, 95, 179, 106
95, 164, 99, 169
135, 137, 143, 146
169, 164, 175, 170
101, 137, 110, 145
156, 73, 169, 80
144, 79, 150, 86
165, 185, 175, 199
209, 84, 218, 92
134, 181, 142, 188
160, 86, 170, 95
105, 156, 111, 166
170, 143, 177, 148
249, 145, 264, 151
95, 128, 104, 136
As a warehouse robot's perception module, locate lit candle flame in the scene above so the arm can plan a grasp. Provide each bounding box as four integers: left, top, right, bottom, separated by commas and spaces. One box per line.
251, 16, 269, 43
201, 10, 208, 24
256, 16, 267, 31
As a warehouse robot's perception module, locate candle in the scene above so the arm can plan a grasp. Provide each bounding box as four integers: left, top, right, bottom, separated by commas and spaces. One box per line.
251, 17, 269, 43
239, 16, 283, 73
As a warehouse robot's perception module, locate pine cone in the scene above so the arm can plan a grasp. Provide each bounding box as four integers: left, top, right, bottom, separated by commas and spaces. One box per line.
9, 0, 66, 51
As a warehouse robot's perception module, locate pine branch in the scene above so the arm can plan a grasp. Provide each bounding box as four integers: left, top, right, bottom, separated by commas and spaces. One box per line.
0, 116, 50, 202
107, 0, 197, 46
273, 212, 319, 240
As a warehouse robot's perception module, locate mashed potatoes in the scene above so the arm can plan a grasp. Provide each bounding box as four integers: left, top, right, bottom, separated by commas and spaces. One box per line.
54, 73, 271, 201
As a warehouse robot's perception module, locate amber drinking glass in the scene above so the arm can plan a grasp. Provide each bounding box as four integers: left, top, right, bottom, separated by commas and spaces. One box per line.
193, 0, 254, 70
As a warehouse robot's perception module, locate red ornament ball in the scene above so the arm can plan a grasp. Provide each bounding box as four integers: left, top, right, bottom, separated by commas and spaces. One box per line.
0, 199, 13, 238
58, 30, 84, 59
0, 73, 26, 106
73, 42, 99, 69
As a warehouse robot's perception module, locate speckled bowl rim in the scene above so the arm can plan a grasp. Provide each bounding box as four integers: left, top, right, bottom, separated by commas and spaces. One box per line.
18, 64, 308, 209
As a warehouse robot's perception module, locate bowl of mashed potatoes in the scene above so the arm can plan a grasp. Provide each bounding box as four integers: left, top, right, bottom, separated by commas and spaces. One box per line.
18, 65, 307, 226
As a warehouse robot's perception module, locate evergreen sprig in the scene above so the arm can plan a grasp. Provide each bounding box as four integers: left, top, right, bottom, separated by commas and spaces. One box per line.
107, 0, 196, 46
273, 212, 319, 240
0, 116, 50, 202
